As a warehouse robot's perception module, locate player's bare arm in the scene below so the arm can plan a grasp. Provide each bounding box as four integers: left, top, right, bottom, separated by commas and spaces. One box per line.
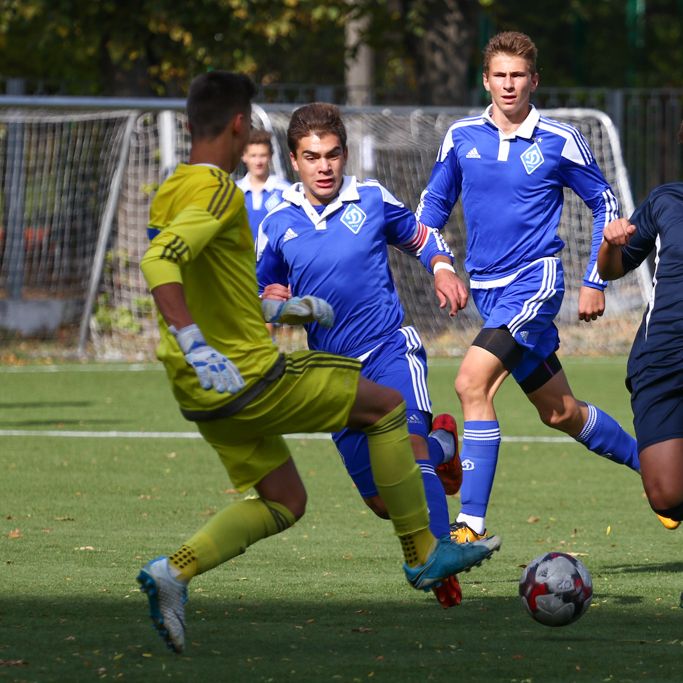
150, 282, 194, 329
597, 218, 635, 280
431, 257, 468, 317
578, 285, 605, 322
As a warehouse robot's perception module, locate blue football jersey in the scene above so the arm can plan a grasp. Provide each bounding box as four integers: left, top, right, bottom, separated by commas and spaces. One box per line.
416, 105, 618, 290
236, 174, 291, 239
619, 182, 683, 380
256, 176, 453, 357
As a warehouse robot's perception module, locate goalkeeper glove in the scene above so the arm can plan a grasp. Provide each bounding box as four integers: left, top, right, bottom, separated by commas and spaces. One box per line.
170, 323, 245, 394
261, 295, 334, 328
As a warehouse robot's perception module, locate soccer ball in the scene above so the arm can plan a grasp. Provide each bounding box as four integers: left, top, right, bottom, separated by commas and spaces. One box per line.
519, 552, 593, 627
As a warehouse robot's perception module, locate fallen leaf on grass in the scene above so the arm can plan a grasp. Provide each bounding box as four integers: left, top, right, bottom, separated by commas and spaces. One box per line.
7, 529, 21, 539
526, 516, 540, 524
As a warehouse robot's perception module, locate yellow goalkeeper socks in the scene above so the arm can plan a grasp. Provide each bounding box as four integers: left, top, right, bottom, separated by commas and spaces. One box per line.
169, 498, 296, 578
168, 545, 198, 582
363, 401, 435, 567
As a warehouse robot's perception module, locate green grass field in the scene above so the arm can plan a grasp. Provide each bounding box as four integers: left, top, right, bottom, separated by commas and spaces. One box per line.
1, 358, 681, 683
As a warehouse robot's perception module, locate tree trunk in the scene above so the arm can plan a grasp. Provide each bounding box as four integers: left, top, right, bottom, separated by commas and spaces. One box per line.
410, 0, 478, 106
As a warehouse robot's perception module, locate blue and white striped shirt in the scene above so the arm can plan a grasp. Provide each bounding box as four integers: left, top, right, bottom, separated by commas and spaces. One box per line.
256, 175, 453, 357
416, 105, 617, 290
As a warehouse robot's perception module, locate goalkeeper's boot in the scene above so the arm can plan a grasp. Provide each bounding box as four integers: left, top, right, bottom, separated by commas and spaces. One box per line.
403, 534, 501, 591
450, 521, 487, 544
137, 556, 188, 654
431, 413, 462, 495
656, 513, 681, 530
432, 573, 462, 608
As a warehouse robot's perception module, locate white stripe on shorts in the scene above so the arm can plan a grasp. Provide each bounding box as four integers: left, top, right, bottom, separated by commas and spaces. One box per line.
507, 258, 558, 337
398, 326, 431, 413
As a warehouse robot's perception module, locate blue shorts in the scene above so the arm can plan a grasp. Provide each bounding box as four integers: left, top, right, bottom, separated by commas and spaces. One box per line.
628, 366, 683, 451
472, 257, 564, 384
333, 326, 432, 498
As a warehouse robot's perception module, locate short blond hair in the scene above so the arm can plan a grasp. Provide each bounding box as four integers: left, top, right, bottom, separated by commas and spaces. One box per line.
483, 31, 537, 75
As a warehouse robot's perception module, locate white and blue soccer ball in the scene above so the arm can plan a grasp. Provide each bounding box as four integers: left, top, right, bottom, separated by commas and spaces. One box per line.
519, 551, 593, 627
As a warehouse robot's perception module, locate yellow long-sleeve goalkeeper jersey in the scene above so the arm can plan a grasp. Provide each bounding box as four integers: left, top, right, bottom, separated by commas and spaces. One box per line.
141, 163, 280, 414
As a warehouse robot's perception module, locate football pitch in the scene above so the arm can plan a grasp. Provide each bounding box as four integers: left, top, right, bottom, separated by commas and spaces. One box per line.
1, 357, 680, 683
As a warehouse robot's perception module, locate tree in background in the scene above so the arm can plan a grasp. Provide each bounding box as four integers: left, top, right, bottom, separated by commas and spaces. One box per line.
1, 1, 682, 101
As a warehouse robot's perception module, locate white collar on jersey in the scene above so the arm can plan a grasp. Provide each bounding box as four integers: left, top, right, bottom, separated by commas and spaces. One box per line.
236, 173, 288, 193
483, 104, 540, 141
281, 176, 359, 229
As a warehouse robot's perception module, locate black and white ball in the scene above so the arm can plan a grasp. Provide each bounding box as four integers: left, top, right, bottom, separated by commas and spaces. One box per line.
519, 552, 593, 627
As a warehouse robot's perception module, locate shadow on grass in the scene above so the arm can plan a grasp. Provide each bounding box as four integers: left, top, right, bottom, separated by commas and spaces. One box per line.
603, 561, 683, 574
0, 401, 93, 409
0, 419, 121, 428
1, 593, 681, 683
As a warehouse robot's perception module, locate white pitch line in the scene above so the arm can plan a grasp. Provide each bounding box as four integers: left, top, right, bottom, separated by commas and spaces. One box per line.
0, 429, 574, 443
0, 363, 159, 373
0, 429, 332, 440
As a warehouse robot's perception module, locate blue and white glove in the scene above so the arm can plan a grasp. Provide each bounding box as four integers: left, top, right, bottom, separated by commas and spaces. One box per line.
261, 295, 335, 328
170, 323, 245, 394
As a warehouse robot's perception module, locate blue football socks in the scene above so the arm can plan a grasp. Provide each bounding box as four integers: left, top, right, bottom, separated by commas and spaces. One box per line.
575, 404, 640, 472
458, 420, 501, 521
417, 459, 450, 537
427, 432, 454, 466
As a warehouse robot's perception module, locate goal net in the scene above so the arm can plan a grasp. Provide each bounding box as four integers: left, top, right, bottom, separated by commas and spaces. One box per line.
0, 104, 646, 360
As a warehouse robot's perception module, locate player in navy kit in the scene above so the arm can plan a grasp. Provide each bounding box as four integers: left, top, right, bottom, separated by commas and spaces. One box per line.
597, 122, 683, 530
416, 31, 644, 543
256, 102, 472, 606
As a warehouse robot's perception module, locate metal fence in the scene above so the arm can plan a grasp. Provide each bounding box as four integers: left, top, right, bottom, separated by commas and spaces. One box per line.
250, 84, 683, 204
528, 88, 683, 204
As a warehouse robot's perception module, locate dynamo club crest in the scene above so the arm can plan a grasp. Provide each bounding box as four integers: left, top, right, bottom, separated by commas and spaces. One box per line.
520, 142, 544, 175
265, 194, 281, 212
340, 203, 367, 234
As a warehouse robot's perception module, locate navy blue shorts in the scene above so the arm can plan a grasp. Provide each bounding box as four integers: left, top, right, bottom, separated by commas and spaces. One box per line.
333, 326, 432, 498
628, 367, 683, 451
471, 257, 564, 384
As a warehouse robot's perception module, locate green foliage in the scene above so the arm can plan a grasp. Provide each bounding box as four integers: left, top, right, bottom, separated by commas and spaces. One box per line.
2, 1, 682, 99
0, 0, 350, 95
92, 250, 154, 335
480, 0, 683, 88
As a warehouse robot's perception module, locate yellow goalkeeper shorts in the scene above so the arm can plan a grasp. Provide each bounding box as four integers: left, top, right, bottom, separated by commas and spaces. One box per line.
195, 350, 361, 492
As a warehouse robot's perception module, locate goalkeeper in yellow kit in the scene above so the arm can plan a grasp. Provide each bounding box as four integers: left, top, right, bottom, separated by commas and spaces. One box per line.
137, 70, 500, 654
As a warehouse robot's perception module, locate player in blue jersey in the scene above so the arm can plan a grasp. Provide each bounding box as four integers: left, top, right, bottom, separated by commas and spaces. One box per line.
415, 31, 644, 543
236, 129, 290, 240
256, 102, 475, 607
597, 123, 683, 531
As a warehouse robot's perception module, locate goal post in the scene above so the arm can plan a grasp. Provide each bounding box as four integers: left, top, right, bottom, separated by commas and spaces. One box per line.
0, 102, 648, 360
0, 108, 142, 354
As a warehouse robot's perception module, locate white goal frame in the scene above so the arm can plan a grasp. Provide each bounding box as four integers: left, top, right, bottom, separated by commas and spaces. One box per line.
0, 98, 650, 360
